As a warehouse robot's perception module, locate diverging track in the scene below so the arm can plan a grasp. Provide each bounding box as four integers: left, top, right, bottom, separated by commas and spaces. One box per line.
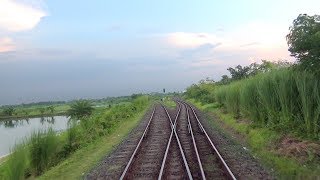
119, 102, 236, 180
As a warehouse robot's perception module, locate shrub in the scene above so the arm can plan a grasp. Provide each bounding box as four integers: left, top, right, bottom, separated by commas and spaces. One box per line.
187, 68, 320, 139
29, 128, 59, 175
3, 143, 28, 180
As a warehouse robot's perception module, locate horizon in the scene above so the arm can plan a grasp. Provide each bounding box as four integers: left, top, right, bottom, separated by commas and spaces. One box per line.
1, 0, 319, 105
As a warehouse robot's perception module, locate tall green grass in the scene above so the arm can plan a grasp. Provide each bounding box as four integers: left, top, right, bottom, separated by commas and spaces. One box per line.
30, 128, 59, 175
214, 68, 320, 139
0, 95, 151, 179
3, 143, 28, 180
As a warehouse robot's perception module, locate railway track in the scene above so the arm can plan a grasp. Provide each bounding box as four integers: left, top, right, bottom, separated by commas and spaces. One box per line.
119, 101, 236, 180
120, 105, 171, 179
181, 101, 236, 180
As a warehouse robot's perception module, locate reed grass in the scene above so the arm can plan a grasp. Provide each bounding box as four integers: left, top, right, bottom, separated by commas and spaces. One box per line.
3, 143, 28, 180
29, 128, 59, 175
214, 68, 320, 139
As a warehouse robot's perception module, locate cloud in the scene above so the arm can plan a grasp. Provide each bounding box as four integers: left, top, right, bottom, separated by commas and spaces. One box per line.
0, 0, 47, 32
180, 43, 221, 59
165, 22, 291, 62
0, 37, 15, 52
166, 32, 222, 48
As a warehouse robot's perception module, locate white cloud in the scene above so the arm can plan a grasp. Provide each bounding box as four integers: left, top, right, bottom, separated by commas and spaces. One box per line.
0, 37, 14, 52
166, 32, 222, 49
165, 22, 292, 62
0, 0, 47, 32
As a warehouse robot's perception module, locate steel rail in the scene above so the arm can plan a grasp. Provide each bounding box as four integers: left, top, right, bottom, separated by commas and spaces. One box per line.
184, 102, 207, 180
158, 103, 193, 180
119, 106, 156, 180
186, 102, 237, 180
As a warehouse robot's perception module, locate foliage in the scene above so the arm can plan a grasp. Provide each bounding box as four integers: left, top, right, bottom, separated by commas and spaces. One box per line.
38, 105, 149, 180
185, 80, 215, 103
2, 143, 28, 180
38, 108, 46, 115
0, 95, 151, 179
188, 97, 320, 178
227, 65, 250, 80
47, 106, 55, 114
67, 100, 94, 119
219, 75, 231, 85
29, 128, 59, 175
220, 60, 288, 83
2, 107, 15, 116
131, 93, 142, 99
214, 69, 320, 139
287, 14, 320, 73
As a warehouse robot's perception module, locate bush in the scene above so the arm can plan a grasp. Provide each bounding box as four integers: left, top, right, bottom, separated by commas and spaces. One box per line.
187, 68, 320, 139
68, 100, 94, 119
3, 143, 28, 180
0, 95, 151, 178
29, 128, 59, 175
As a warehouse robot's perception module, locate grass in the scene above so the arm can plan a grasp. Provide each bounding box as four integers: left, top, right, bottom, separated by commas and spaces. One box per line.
188, 100, 320, 178
0, 96, 151, 179
214, 68, 320, 140
162, 97, 176, 108
39, 105, 149, 180
0, 104, 70, 121
1, 143, 29, 180
29, 129, 59, 175
0, 157, 8, 165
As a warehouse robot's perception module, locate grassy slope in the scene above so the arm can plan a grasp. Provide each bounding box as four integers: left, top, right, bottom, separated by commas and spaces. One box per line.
38, 106, 150, 180
187, 99, 320, 179
0, 156, 8, 165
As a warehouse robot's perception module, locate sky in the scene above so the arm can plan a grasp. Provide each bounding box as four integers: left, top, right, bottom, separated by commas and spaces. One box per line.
0, 0, 319, 105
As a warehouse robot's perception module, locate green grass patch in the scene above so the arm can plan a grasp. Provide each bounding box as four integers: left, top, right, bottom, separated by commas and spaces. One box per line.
213, 69, 320, 140
190, 100, 320, 178
39, 107, 148, 180
0, 96, 151, 179
162, 97, 176, 108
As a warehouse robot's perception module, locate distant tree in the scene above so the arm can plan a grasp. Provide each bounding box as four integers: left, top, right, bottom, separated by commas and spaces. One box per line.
227, 65, 250, 80
286, 14, 320, 72
39, 108, 46, 115
131, 94, 142, 99
22, 109, 29, 116
47, 106, 55, 114
258, 60, 275, 72
67, 100, 94, 119
219, 75, 230, 84
2, 107, 15, 116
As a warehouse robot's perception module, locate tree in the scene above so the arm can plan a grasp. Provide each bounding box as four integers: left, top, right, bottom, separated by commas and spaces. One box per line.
2, 106, 15, 116
286, 14, 320, 72
67, 100, 94, 119
47, 106, 55, 114
131, 94, 142, 99
219, 75, 230, 84
227, 65, 250, 80
39, 108, 46, 115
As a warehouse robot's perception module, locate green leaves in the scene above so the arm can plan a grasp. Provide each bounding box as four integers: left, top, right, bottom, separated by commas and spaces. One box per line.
2, 106, 15, 116
67, 100, 94, 119
287, 14, 320, 72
